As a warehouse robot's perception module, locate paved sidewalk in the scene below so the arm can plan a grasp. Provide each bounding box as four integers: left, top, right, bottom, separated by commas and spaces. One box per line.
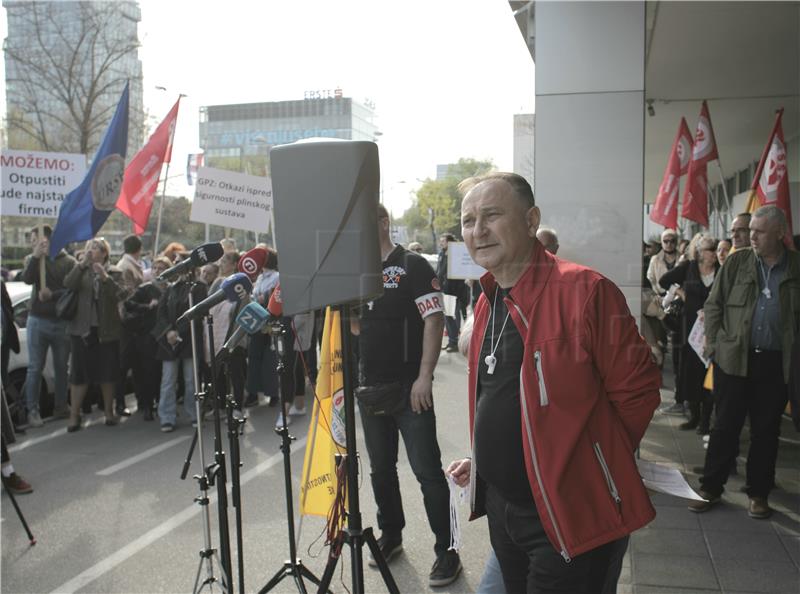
621, 370, 800, 593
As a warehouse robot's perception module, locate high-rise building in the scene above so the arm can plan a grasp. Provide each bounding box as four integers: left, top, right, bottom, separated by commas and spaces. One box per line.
199, 92, 379, 168
3, 0, 144, 157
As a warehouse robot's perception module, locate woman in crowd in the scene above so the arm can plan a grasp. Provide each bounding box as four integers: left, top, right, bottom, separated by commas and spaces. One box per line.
152, 257, 207, 432
245, 247, 280, 409
660, 233, 720, 433
161, 242, 187, 263
120, 256, 172, 421
64, 238, 126, 431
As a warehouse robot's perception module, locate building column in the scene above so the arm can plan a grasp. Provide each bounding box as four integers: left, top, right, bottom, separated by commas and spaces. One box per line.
534, 1, 645, 317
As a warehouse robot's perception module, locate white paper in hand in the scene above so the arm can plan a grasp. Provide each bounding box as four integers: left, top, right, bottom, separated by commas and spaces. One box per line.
637, 459, 706, 501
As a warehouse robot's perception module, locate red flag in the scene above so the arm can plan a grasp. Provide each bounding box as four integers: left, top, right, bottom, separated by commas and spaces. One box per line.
650, 118, 693, 228
681, 101, 719, 228
682, 161, 710, 228
746, 109, 793, 237
116, 98, 181, 235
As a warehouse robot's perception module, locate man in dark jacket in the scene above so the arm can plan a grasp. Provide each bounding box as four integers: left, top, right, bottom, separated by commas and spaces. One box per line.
20, 225, 75, 427
436, 233, 466, 353
448, 172, 660, 593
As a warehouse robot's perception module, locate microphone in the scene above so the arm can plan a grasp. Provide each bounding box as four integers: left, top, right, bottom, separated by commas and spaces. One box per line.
238, 246, 267, 281
158, 242, 225, 281
222, 301, 270, 352
177, 272, 252, 324
267, 283, 283, 318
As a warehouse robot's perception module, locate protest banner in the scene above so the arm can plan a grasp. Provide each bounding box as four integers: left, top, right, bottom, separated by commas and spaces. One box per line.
447, 241, 486, 280
1, 149, 87, 218
190, 167, 274, 235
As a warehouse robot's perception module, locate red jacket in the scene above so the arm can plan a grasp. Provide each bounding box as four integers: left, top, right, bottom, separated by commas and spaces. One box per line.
468, 243, 661, 560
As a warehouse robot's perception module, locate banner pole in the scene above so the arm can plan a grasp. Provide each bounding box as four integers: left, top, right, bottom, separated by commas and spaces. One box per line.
152, 159, 171, 257
714, 161, 732, 231
38, 221, 45, 289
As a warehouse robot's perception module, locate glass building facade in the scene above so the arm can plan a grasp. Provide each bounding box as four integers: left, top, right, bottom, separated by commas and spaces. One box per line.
199, 96, 379, 160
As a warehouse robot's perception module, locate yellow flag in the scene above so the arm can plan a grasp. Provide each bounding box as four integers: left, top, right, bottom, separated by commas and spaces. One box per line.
299, 307, 347, 517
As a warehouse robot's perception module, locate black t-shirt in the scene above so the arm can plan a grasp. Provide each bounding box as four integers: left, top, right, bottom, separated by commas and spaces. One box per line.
474, 287, 533, 504
358, 245, 444, 384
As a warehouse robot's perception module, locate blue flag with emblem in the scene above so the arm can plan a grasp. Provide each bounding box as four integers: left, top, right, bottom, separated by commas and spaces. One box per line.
49, 82, 129, 257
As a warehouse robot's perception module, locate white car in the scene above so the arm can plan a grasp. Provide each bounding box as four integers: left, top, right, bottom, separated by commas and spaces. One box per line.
5, 281, 56, 424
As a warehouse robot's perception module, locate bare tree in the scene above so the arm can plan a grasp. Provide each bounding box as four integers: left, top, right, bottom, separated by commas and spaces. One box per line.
4, 1, 143, 155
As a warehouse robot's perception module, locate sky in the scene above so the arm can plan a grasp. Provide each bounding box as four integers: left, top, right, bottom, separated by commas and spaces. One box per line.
3, 0, 536, 218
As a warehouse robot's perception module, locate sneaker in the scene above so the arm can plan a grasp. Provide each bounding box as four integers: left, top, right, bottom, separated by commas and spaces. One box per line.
27, 411, 44, 428
288, 404, 306, 416
244, 393, 259, 408
160, 423, 175, 433
191, 420, 198, 428
445, 344, 459, 353
748, 497, 772, 519
662, 402, 685, 416
368, 533, 403, 567
2, 473, 33, 495
274, 413, 291, 430
429, 550, 462, 587
688, 490, 721, 513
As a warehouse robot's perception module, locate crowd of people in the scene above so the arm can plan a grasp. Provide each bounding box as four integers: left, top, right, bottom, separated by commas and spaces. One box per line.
2, 185, 798, 593
642, 208, 800, 521
2, 227, 319, 437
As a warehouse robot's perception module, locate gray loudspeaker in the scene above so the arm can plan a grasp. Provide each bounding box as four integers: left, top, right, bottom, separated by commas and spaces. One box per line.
270, 140, 384, 316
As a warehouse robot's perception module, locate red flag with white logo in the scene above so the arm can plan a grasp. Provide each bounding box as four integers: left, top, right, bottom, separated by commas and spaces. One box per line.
746, 109, 793, 238
650, 118, 693, 229
681, 101, 719, 227
116, 98, 181, 235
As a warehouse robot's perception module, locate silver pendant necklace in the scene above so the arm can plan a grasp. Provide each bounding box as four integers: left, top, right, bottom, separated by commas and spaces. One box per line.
758, 258, 772, 299
485, 288, 511, 375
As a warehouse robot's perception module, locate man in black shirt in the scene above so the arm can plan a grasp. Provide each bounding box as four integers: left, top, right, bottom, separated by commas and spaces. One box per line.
436, 233, 466, 353
355, 204, 461, 587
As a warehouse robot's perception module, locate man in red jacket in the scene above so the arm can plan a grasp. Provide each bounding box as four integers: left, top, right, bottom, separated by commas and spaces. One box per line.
447, 172, 661, 593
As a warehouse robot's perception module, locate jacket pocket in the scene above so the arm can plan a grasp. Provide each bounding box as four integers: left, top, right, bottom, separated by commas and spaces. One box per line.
533, 350, 549, 407
593, 442, 622, 515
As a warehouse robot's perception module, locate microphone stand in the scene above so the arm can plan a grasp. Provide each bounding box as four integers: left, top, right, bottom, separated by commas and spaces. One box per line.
217, 343, 248, 594
178, 283, 231, 594
316, 304, 399, 594
258, 318, 325, 594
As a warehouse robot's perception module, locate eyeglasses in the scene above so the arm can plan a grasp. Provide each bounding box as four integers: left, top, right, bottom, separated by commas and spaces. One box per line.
662, 238, 677, 244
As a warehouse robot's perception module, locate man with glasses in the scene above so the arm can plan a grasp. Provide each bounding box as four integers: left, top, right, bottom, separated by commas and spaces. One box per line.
646, 229, 682, 413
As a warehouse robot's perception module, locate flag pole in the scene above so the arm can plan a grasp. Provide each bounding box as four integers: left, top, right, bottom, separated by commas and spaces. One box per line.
713, 161, 731, 231
152, 160, 170, 257
38, 221, 46, 290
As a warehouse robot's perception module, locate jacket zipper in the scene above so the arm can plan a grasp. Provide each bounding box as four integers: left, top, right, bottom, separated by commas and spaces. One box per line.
533, 350, 549, 406
593, 442, 622, 513
512, 303, 571, 562
469, 310, 492, 511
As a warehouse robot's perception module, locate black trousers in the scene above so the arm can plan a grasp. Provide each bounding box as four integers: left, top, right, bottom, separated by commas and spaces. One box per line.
701, 351, 788, 498
485, 486, 628, 594
117, 331, 161, 412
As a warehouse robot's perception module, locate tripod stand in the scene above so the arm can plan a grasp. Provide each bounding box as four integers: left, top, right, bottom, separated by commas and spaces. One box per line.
259, 318, 325, 594
178, 286, 232, 594
316, 305, 399, 594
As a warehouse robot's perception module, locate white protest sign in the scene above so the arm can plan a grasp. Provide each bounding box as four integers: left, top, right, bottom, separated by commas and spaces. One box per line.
190, 167, 274, 235
447, 241, 486, 280
1, 149, 87, 218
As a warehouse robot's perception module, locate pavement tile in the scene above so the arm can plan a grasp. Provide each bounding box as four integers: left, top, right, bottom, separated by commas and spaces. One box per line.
631, 527, 708, 557
704, 530, 790, 563
714, 559, 799, 593
632, 553, 719, 590
648, 504, 702, 531
648, 491, 692, 508
697, 506, 779, 534
772, 513, 800, 537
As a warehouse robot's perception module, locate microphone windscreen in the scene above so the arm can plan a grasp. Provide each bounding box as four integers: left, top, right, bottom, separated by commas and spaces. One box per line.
191, 242, 225, 266
267, 283, 283, 317
238, 247, 267, 281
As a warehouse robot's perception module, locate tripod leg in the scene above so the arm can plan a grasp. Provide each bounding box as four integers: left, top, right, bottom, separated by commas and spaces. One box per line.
298, 562, 331, 594
315, 549, 340, 594
2, 483, 36, 545
364, 528, 400, 594
257, 565, 290, 594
